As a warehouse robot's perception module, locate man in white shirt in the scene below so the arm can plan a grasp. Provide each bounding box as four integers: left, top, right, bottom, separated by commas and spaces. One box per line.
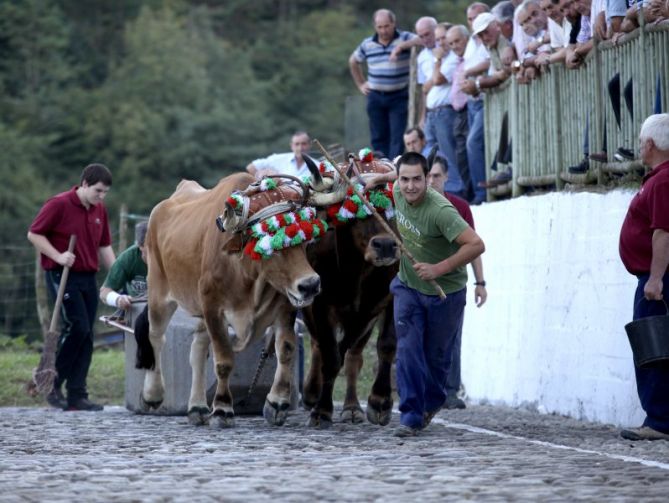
246, 131, 312, 180
414, 17, 466, 196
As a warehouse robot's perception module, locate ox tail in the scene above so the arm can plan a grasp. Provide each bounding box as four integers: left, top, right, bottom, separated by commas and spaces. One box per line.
134, 304, 155, 370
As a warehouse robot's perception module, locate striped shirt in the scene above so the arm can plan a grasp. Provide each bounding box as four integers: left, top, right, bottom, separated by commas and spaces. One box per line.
352, 30, 417, 92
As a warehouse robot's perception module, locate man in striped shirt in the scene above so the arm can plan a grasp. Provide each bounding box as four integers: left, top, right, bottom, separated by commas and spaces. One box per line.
349, 9, 417, 159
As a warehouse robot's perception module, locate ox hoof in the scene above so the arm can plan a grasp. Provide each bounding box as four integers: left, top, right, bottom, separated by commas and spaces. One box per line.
211, 409, 235, 428
307, 411, 332, 429
340, 406, 365, 424
187, 406, 211, 426
263, 399, 290, 426
366, 399, 393, 426
139, 392, 162, 411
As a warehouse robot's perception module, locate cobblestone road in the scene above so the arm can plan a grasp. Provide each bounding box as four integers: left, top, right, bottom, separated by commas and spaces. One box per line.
1, 404, 668, 502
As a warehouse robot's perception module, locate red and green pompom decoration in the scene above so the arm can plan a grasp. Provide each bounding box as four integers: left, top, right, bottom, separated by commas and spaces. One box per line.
326, 182, 394, 226
358, 148, 374, 163
243, 207, 328, 260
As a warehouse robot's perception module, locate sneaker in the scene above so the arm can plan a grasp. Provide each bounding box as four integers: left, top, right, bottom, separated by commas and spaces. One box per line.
66, 398, 104, 412
46, 388, 67, 409
423, 409, 440, 428
620, 426, 669, 441
614, 147, 635, 162
445, 396, 466, 410
568, 158, 589, 174
393, 424, 421, 438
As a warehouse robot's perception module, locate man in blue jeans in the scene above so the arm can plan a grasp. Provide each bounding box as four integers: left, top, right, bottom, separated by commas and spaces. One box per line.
391, 151, 485, 437
349, 9, 416, 159
619, 113, 669, 441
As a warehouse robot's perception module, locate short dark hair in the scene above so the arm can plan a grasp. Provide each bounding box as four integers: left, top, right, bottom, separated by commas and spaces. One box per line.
431, 156, 449, 173
81, 163, 112, 187
404, 126, 425, 140
397, 151, 429, 176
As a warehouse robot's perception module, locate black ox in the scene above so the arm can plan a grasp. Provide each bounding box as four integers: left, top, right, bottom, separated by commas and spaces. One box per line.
301, 156, 400, 428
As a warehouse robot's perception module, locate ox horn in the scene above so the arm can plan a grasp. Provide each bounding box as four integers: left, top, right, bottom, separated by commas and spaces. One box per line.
303, 155, 328, 191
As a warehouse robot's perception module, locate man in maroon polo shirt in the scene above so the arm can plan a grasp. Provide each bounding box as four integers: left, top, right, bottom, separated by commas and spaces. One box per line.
618, 113, 669, 441
28, 164, 116, 411
427, 156, 488, 410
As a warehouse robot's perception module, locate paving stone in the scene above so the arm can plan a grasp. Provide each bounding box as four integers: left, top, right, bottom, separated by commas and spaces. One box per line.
1, 404, 668, 500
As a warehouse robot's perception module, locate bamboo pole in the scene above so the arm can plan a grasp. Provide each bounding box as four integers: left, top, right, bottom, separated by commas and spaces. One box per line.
313, 139, 446, 299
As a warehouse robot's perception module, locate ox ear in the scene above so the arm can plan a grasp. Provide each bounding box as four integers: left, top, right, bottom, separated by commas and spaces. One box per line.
222, 233, 244, 254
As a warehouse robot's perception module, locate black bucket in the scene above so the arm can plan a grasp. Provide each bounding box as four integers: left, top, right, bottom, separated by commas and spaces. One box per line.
625, 299, 669, 368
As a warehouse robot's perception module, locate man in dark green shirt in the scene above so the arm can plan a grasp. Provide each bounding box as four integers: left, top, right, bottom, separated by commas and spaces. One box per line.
390, 151, 485, 437
100, 222, 147, 309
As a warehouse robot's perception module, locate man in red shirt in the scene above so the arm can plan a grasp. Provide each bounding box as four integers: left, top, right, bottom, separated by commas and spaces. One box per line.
618, 113, 669, 441
28, 164, 116, 411
427, 156, 488, 409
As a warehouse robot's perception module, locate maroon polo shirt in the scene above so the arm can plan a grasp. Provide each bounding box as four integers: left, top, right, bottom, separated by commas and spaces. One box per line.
29, 187, 112, 272
619, 159, 669, 275
444, 192, 475, 229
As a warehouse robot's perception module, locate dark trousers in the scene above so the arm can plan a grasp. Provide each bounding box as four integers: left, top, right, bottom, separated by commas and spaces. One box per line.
608, 73, 633, 130
632, 273, 669, 434
391, 276, 465, 429
46, 270, 98, 403
366, 89, 408, 159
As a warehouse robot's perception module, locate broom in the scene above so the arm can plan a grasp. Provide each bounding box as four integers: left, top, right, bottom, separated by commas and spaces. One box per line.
27, 235, 77, 397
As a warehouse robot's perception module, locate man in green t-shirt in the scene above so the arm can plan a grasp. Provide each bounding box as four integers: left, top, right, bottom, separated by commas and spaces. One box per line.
100, 221, 148, 310
391, 151, 485, 437
100, 221, 153, 369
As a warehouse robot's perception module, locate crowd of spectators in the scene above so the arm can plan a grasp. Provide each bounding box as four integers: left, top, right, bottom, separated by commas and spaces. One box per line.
350, 2, 669, 196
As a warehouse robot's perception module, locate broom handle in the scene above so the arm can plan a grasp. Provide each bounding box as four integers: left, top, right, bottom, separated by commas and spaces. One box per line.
48, 235, 77, 333
313, 140, 446, 299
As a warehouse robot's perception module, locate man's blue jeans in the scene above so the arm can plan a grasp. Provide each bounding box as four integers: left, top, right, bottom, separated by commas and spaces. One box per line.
632, 273, 669, 434
366, 89, 409, 159
391, 276, 466, 429
467, 99, 486, 203
426, 107, 464, 195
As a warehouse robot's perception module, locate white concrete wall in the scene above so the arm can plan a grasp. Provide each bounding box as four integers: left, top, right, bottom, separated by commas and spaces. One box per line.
463, 189, 644, 427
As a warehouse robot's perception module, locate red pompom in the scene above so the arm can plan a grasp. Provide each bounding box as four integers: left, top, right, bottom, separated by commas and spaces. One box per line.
285, 223, 299, 238
299, 220, 313, 239
343, 199, 358, 214
243, 240, 261, 260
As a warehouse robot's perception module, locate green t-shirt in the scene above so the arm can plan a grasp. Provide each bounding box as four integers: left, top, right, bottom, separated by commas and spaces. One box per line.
393, 185, 469, 296
102, 245, 147, 297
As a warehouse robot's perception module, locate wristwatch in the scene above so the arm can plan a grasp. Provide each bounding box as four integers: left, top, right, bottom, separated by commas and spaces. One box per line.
474, 281, 486, 287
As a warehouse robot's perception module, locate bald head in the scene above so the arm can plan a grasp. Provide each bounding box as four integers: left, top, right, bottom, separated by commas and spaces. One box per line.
415, 16, 438, 49
373, 9, 397, 45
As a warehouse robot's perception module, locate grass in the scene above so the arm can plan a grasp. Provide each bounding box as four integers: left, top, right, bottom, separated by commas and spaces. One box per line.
0, 348, 125, 407
0, 336, 381, 408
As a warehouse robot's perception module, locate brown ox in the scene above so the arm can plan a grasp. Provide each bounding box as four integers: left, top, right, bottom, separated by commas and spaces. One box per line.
301, 156, 400, 428
142, 173, 321, 427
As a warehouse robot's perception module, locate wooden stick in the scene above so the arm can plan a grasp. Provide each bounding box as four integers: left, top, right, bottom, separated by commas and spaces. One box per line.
313, 140, 446, 299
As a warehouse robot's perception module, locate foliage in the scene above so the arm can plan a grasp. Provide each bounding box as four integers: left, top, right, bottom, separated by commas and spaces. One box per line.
0, 0, 483, 338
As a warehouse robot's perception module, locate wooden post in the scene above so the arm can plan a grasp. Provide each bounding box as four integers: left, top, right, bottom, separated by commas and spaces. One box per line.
407, 46, 420, 128
119, 203, 128, 252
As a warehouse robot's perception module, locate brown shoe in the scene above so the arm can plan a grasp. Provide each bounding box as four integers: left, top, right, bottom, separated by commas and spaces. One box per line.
620, 426, 669, 441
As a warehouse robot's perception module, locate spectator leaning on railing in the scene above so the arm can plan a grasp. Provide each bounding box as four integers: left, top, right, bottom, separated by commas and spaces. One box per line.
460, 3, 492, 203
